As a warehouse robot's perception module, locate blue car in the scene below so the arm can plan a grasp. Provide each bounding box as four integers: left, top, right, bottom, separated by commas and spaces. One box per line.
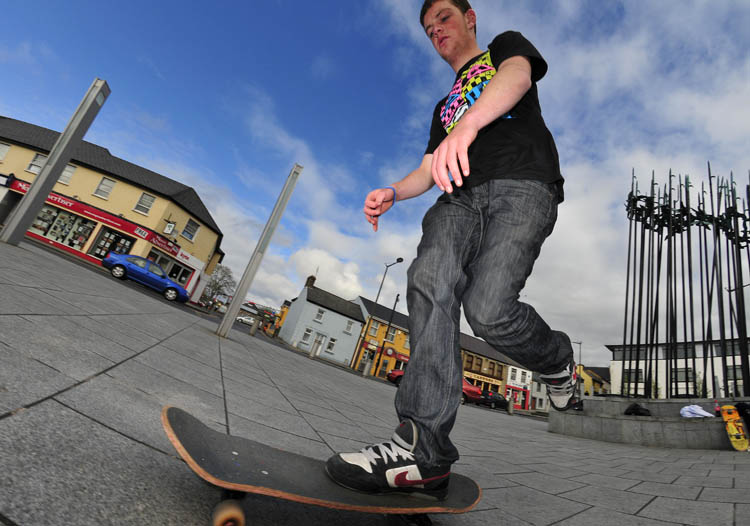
102, 252, 189, 302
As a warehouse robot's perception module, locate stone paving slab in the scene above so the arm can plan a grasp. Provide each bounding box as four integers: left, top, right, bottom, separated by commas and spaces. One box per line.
3, 240, 750, 525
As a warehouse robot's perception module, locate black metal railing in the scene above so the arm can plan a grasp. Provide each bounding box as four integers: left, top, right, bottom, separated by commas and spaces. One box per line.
621, 165, 749, 398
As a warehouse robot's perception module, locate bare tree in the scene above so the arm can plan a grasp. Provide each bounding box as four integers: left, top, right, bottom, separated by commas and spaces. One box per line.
201, 265, 237, 302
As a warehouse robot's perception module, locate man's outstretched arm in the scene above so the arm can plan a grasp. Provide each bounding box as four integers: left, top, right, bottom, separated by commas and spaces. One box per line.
364, 154, 434, 232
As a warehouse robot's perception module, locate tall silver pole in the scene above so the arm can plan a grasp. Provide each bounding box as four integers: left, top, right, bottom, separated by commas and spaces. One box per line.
216, 163, 303, 338
0, 78, 110, 245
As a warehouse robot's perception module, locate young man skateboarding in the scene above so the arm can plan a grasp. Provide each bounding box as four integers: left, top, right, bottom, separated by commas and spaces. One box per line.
326, 0, 576, 500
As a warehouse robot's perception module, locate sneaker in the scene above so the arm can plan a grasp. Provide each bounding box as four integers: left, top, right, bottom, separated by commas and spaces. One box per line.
325, 420, 451, 500
539, 361, 578, 411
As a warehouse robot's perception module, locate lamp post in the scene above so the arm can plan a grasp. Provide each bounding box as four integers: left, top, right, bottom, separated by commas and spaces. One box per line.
373, 293, 400, 378
355, 257, 403, 374
572, 340, 583, 398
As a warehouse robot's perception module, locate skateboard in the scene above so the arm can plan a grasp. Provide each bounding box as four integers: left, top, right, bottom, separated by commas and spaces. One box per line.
720, 405, 750, 452
161, 406, 481, 526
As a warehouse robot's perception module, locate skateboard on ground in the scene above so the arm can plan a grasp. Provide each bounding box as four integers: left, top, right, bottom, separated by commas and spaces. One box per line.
162, 406, 481, 526
720, 405, 750, 452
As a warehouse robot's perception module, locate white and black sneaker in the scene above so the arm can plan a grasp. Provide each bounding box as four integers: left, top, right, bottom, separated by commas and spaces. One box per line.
325, 420, 450, 500
539, 361, 579, 411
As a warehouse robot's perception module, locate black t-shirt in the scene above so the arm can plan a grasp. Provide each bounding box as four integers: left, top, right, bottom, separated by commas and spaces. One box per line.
425, 31, 563, 198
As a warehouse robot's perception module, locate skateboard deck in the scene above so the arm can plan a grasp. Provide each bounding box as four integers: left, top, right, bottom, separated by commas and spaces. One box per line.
720, 405, 750, 452
162, 406, 481, 524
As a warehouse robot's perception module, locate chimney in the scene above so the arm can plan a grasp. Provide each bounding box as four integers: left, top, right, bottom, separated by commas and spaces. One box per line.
305, 275, 316, 288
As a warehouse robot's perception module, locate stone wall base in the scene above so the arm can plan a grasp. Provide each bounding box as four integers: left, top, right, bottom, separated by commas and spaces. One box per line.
548, 397, 750, 449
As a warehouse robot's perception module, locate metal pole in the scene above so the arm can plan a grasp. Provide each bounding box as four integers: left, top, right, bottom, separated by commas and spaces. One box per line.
572, 341, 582, 398
1, 78, 110, 245
352, 257, 403, 372
216, 163, 303, 338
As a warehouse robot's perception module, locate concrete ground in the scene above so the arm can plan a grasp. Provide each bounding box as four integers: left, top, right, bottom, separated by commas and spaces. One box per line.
1, 240, 749, 526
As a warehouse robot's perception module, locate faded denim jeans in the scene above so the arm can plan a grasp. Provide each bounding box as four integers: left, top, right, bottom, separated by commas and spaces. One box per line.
395, 179, 574, 468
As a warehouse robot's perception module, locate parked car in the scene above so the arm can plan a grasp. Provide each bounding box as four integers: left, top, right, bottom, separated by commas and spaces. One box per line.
461, 378, 483, 405
386, 368, 405, 386
479, 389, 510, 412
102, 252, 189, 302
236, 316, 255, 325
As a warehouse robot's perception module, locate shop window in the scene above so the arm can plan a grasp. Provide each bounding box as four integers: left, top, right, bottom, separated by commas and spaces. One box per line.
0, 142, 10, 161
27, 153, 47, 174
28, 205, 96, 251
134, 193, 156, 214
181, 218, 200, 241
89, 228, 135, 258
58, 164, 76, 185
168, 262, 191, 285
93, 177, 116, 199
344, 320, 354, 334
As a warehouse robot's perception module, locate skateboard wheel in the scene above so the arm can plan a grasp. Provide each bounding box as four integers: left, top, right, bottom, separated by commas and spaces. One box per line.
212, 499, 245, 526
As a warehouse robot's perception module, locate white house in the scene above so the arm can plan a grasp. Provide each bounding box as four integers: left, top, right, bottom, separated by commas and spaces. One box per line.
279, 276, 365, 366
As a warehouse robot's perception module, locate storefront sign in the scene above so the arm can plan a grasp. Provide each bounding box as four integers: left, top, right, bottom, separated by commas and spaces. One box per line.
11, 179, 180, 256
176, 248, 205, 272
465, 371, 498, 384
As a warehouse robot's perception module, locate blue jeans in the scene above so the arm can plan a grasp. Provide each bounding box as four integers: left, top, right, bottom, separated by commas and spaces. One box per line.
394, 179, 574, 468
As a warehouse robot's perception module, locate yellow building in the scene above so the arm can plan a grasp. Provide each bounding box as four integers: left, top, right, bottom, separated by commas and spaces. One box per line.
0, 116, 223, 299
352, 297, 411, 377
579, 366, 611, 396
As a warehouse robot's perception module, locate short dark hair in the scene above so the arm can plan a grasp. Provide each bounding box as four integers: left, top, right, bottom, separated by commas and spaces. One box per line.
420, 0, 475, 32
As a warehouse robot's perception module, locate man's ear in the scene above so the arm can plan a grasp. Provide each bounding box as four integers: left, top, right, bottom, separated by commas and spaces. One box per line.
465, 9, 477, 31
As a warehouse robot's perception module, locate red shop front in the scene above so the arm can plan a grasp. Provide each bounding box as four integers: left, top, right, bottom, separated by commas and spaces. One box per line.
9, 179, 181, 266
505, 385, 530, 411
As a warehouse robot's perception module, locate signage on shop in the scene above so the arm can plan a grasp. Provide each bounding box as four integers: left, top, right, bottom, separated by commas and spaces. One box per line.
176, 248, 205, 272
465, 371, 499, 385
10, 179, 180, 256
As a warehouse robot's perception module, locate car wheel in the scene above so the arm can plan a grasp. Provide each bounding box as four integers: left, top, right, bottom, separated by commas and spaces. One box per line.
164, 288, 178, 301
460, 394, 467, 405
110, 265, 126, 279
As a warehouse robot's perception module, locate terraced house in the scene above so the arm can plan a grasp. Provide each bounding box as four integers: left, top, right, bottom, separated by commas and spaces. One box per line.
0, 116, 223, 301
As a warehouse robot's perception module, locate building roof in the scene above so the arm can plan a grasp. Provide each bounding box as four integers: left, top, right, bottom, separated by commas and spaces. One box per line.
307, 287, 365, 323
359, 297, 410, 330
0, 116, 222, 237
459, 333, 525, 369
585, 367, 611, 383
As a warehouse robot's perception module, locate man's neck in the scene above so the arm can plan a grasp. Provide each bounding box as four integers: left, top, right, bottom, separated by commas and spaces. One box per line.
449, 43, 484, 73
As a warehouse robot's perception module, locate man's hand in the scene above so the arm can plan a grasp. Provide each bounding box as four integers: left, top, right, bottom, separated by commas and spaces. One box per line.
363, 187, 396, 232
430, 116, 479, 193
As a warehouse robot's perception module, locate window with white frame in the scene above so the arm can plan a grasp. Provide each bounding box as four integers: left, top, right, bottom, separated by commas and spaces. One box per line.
521, 371, 527, 383
181, 218, 200, 241
369, 320, 380, 337
344, 320, 354, 334
0, 142, 10, 161
325, 338, 337, 353
301, 328, 313, 343
314, 308, 325, 322
58, 164, 76, 184
27, 153, 47, 174
404, 335, 410, 349
134, 192, 156, 214
385, 326, 397, 342
93, 177, 116, 199
510, 368, 517, 381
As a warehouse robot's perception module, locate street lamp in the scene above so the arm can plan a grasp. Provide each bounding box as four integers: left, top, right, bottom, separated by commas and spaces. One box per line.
355, 257, 403, 374
572, 340, 583, 398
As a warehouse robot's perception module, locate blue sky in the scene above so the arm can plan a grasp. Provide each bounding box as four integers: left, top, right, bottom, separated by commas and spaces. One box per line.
2, 0, 748, 366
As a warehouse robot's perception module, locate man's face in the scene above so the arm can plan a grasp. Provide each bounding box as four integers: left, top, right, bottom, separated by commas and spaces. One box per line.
422, 1, 476, 63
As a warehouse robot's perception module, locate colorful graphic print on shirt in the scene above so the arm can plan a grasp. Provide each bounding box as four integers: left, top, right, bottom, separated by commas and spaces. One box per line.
440, 51, 497, 133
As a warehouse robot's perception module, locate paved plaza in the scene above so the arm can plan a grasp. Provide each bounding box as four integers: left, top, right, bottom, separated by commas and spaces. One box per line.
1, 240, 749, 526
